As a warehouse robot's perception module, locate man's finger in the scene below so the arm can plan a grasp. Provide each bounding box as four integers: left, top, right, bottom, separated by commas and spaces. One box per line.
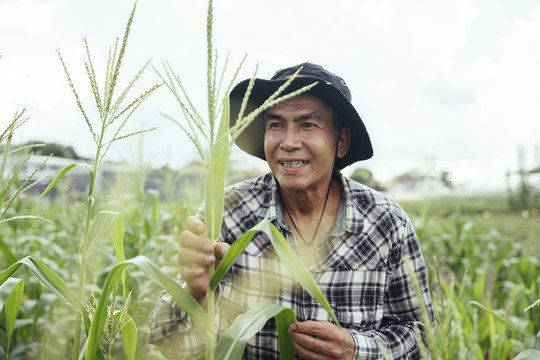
179, 265, 205, 280
179, 231, 214, 253
177, 248, 215, 267
186, 215, 206, 235
289, 321, 338, 340
289, 321, 355, 360
215, 242, 230, 259
290, 336, 334, 360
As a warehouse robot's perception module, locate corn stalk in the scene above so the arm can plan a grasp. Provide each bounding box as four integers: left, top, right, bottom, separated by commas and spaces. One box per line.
48, 3, 160, 357
155, 1, 340, 358
0, 2, 160, 359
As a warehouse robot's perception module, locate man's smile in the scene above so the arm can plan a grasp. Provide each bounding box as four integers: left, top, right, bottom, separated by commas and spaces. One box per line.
279, 160, 309, 168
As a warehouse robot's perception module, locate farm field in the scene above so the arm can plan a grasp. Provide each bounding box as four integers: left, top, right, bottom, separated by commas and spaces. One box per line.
1, 1, 539, 357
1, 176, 539, 359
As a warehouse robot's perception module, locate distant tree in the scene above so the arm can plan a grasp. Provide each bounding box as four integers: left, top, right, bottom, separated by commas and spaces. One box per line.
23, 141, 81, 159
350, 168, 374, 186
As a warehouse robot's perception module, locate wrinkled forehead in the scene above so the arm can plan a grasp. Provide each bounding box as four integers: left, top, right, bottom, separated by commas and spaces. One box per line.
263, 94, 338, 125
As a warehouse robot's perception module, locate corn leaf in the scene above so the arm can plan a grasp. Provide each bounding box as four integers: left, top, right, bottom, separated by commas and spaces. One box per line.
514, 349, 540, 360
0, 235, 16, 265
262, 220, 341, 328
0, 257, 77, 308
139, 189, 159, 221
204, 97, 230, 243
109, 212, 127, 294
114, 311, 137, 360
468, 301, 528, 336
209, 222, 262, 291
0, 277, 20, 310
0, 215, 53, 225
210, 219, 340, 328
214, 300, 296, 360
38, 163, 94, 200
82, 210, 122, 257
0, 256, 95, 333
1, 278, 23, 356
86, 255, 210, 359
275, 306, 297, 359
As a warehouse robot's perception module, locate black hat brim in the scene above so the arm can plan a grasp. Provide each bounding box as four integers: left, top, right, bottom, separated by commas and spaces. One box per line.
229, 76, 373, 169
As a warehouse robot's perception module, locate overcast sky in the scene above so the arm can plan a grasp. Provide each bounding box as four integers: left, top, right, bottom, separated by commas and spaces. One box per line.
1, 0, 540, 190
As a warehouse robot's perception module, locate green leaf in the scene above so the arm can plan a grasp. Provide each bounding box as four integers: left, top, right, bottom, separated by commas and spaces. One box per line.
275, 306, 297, 359
214, 300, 296, 360
513, 349, 540, 360
0, 215, 53, 225
1, 278, 24, 356
468, 301, 528, 336
110, 212, 126, 294
205, 97, 231, 243
83, 210, 122, 257
139, 189, 160, 220
38, 163, 94, 200
0, 235, 16, 265
114, 311, 137, 360
263, 220, 341, 328
86, 256, 209, 359
0, 277, 21, 310
0, 263, 23, 290
210, 219, 341, 328
0, 256, 94, 332
209, 222, 262, 291
0, 257, 77, 308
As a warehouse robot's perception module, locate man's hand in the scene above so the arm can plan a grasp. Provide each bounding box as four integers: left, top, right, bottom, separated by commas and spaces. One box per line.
288, 321, 355, 360
177, 216, 230, 309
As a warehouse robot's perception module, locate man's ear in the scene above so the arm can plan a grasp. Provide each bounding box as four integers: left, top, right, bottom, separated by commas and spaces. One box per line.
337, 128, 351, 159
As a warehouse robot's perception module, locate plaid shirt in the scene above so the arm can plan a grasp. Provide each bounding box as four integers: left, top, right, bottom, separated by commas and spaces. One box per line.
148, 172, 434, 359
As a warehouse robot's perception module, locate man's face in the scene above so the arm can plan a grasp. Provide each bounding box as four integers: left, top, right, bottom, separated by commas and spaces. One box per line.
263, 94, 350, 194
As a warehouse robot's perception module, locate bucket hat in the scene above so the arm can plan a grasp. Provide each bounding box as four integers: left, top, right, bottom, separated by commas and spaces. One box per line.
229, 62, 373, 169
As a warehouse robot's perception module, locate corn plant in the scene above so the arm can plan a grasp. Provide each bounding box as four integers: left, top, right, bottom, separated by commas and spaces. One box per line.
410, 205, 540, 360
1, 111, 52, 226
1, 2, 160, 359
140, 0, 341, 358
87, 0, 339, 359
0, 109, 56, 359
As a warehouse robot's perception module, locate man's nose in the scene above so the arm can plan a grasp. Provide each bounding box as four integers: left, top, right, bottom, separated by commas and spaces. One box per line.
280, 127, 302, 151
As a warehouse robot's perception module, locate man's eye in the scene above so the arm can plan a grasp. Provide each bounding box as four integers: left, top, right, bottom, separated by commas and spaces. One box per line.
268, 122, 282, 128
303, 122, 316, 128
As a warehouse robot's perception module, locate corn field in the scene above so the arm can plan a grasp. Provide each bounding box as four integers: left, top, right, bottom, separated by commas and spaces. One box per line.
1, 1, 540, 359
1, 160, 539, 359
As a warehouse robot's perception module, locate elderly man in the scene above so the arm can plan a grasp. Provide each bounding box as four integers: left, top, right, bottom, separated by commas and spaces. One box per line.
148, 63, 434, 359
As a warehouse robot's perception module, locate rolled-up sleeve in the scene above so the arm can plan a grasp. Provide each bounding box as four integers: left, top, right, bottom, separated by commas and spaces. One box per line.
147, 276, 206, 359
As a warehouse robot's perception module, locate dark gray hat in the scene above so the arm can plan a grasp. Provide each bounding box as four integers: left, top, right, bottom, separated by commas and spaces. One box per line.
229, 62, 373, 169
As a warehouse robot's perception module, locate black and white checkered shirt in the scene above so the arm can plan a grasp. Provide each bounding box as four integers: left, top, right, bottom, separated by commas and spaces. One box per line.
148, 172, 434, 359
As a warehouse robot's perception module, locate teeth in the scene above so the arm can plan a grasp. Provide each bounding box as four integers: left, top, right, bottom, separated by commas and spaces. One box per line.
280, 160, 308, 168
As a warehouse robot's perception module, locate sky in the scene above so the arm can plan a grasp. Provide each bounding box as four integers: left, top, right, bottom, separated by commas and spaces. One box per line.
1, 0, 540, 191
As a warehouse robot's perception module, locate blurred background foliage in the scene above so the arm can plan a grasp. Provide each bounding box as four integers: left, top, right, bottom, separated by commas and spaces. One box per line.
1, 145, 539, 359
